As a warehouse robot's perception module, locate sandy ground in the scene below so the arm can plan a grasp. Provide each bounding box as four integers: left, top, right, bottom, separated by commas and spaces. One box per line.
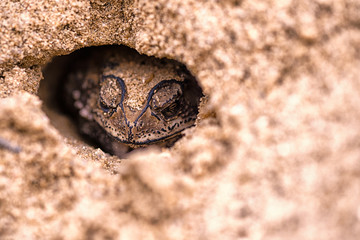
1, 0, 360, 239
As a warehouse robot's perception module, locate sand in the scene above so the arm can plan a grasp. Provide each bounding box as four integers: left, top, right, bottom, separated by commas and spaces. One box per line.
1, 0, 360, 239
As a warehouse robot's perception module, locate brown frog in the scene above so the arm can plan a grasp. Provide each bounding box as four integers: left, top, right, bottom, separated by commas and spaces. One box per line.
63, 47, 202, 157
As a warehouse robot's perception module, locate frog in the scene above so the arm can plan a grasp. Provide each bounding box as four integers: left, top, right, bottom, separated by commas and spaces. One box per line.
63, 46, 203, 157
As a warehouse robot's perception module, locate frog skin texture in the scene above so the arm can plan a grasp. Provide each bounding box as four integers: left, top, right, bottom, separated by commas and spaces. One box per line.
63, 47, 202, 157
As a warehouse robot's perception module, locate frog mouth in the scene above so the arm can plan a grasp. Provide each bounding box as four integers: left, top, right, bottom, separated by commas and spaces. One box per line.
111, 128, 185, 148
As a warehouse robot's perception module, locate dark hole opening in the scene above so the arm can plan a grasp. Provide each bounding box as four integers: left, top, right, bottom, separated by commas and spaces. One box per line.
39, 45, 203, 158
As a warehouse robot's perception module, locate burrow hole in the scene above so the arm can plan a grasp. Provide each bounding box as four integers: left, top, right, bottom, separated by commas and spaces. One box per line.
39, 45, 203, 158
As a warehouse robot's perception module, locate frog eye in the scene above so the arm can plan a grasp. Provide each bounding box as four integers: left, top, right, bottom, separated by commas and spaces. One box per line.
160, 99, 181, 119
99, 76, 125, 112
150, 81, 182, 119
